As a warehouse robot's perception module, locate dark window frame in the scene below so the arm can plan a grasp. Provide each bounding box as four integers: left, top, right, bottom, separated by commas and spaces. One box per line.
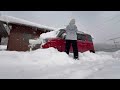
86, 35, 93, 42
57, 29, 66, 39
77, 33, 86, 41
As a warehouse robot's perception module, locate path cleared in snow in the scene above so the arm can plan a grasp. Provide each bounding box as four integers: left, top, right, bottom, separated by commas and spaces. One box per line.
0, 45, 120, 79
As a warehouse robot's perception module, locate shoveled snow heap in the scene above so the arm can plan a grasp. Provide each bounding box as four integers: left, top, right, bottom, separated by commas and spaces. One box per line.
40, 30, 59, 39
0, 45, 120, 79
0, 46, 114, 67
0, 45, 7, 50
29, 30, 60, 47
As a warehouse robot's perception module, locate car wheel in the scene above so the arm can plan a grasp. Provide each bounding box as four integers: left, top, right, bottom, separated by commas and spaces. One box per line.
90, 50, 95, 53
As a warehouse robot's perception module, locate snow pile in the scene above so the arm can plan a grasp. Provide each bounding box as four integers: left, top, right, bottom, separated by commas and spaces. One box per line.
29, 39, 42, 45
40, 30, 59, 39
0, 46, 116, 67
29, 38, 42, 50
0, 45, 7, 51
1, 45, 120, 79
29, 30, 59, 49
27, 48, 74, 66
0, 47, 74, 67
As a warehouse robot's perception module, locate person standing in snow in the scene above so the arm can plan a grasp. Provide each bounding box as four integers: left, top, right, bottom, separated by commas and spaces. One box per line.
65, 19, 79, 60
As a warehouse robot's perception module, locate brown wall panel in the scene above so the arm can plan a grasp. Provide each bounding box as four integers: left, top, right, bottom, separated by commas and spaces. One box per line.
7, 24, 43, 51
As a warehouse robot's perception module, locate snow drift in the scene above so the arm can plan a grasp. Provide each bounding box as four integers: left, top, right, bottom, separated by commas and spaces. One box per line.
0, 45, 119, 79
0, 45, 116, 67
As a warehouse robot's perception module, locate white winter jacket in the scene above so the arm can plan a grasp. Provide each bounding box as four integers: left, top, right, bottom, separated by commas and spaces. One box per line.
65, 19, 78, 40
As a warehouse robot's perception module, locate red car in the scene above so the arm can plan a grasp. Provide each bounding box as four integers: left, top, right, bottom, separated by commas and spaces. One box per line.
41, 29, 95, 53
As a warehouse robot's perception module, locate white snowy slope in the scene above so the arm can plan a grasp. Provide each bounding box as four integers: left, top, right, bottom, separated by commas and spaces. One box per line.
0, 45, 120, 79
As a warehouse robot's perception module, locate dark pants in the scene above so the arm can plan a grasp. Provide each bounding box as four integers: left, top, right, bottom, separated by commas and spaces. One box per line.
65, 40, 78, 59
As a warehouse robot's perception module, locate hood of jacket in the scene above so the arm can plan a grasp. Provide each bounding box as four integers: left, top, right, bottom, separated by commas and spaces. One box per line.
69, 19, 75, 25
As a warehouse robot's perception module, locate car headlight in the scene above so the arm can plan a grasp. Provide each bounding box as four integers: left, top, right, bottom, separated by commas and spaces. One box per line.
42, 38, 49, 44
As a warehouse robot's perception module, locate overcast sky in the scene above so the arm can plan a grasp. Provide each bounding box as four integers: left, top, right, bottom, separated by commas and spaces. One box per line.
1, 11, 120, 44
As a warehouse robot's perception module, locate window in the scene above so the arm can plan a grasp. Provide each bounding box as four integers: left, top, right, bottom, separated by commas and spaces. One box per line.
77, 34, 86, 41
87, 35, 92, 42
57, 29, 66, 39
23, 33, 34, 43
61, 33, 66, 39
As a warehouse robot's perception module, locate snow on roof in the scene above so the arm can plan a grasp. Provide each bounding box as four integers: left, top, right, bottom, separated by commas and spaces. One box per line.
0, 15, 58, 31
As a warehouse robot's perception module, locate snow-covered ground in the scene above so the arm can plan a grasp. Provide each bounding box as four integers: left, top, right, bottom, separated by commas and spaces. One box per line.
0, 45, 120, 79
0, 45, 7, 51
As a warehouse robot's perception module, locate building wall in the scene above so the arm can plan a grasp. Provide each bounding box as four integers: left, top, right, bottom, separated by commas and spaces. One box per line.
7, 24, 44, 51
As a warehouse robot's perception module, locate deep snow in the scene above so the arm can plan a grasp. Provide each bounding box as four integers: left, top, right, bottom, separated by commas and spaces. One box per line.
0, 45, 120, 79
29, 30, 59, 46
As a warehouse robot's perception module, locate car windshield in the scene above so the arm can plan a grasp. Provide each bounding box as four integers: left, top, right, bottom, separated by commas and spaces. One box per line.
57, 29, 66, 39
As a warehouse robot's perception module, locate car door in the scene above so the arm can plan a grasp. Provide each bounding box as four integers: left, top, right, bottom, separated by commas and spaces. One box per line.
85, 34, 94, 51
56, 29, 66, 52
77, 34, 87, 53
54, 37, 64, 52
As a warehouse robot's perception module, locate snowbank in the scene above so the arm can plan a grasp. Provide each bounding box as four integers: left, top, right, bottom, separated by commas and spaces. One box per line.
29, 30, 62, 49
0, 47, 73, 67
40, 30, 59, 39
0, 46, 116, 67
0, 45, 7, 51
0, 45, 120, 79
29, 30, 59, 49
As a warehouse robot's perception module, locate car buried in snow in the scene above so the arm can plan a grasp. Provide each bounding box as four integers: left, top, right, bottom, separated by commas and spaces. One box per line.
39, 29, 95, 53
28, 29, 95, 53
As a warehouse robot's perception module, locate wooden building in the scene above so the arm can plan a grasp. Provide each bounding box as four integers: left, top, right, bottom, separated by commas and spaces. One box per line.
0, 15, 56, 51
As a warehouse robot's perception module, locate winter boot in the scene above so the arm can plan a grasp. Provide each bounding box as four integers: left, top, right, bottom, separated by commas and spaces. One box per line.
74, 57, 79, 60
75, 58, 79, 60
